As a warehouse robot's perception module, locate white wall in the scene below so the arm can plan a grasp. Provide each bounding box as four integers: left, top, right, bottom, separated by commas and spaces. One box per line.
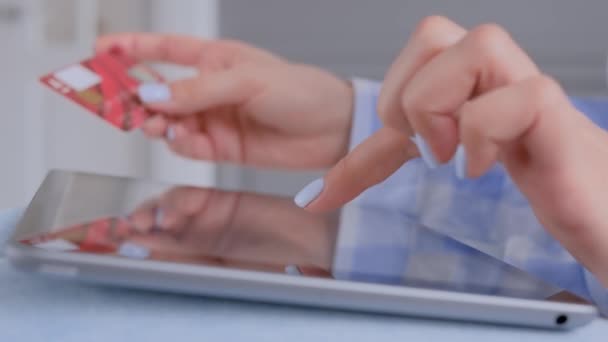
0, 0, 220, 208
145, 0, 219, 187
0, 0, 29, 208
0, 0, 103, 208
25, 0, 153, 204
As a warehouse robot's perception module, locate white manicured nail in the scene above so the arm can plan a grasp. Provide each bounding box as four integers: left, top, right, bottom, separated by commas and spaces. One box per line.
138, 83, 171, 103
117, 242, 150, 259
411, 134, 439, 169
454, 144, 467, 179
294, 178, 325, 208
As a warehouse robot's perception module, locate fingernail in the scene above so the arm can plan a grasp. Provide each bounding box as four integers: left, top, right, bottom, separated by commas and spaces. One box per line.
294, 178, 325, 208
411, 134, 439, 169
454, 144, 467, 179
166, 126, 176, 141
155, 209, 164, 228
117, 242, 150, 259
285, 265, 302, 276
138, 83, 171, 103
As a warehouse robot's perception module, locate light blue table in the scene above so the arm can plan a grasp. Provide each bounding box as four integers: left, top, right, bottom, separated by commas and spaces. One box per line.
0, 208, 606, 341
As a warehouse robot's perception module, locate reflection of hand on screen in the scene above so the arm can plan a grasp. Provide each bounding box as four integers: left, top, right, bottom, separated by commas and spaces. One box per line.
127, 187, 339, 272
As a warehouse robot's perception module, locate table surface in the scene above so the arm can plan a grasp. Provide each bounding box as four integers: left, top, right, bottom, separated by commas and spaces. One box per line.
1, 208, 606, 342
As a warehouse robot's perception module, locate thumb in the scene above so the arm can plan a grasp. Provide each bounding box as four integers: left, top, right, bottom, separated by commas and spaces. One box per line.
137, 67, 262, 115
294, 127, 416, 212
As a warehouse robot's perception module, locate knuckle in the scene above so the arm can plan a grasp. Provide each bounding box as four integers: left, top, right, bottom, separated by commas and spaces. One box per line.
234, 66, 264, 94
470, 23, 512, 45
467, 24, 513, 62
401, 87, 427, 120
528, 75, 564, 112
413, 15, 452, 37
411, 15, 459, 50
459, 102, 483, 136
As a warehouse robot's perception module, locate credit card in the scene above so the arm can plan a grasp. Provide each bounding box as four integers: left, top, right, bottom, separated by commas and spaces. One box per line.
40, 48, 164, 131
21, 217, 136, 254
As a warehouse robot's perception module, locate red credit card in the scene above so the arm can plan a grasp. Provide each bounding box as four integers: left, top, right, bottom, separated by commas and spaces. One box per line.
20, 217, 136, 254
40, 49, 164, 131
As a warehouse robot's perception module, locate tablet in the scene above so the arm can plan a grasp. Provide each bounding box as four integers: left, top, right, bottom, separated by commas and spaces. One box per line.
7, 170, 599, 329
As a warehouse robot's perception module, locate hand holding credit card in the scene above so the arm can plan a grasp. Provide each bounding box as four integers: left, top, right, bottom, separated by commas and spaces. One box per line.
40, 47, 165, 131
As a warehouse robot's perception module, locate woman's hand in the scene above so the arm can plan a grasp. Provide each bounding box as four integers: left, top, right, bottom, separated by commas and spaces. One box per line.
300, 16, 608, 286
96, 33, 354, 169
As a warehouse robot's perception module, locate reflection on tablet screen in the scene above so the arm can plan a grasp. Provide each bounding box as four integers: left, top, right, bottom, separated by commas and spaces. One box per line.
18, 185, 589, 305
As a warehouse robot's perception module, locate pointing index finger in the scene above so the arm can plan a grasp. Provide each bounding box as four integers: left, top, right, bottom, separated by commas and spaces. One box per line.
296, 127, 417, 212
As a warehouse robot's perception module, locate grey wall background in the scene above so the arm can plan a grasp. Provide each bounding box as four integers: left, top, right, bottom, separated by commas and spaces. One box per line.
220, 0, 608, 96
217, 0, 608, 194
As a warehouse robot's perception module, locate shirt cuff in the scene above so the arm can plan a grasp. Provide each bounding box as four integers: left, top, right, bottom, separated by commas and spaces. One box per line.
348, 78, 383, 152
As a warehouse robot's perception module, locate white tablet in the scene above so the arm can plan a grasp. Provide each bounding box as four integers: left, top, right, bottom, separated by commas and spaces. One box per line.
7, 170, 599, 330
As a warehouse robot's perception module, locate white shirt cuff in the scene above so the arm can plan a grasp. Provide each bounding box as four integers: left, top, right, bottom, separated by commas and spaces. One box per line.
348, 78, 383, 152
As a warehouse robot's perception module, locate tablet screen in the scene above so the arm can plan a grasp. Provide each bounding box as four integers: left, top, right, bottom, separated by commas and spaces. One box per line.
14, 171, 590, 305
